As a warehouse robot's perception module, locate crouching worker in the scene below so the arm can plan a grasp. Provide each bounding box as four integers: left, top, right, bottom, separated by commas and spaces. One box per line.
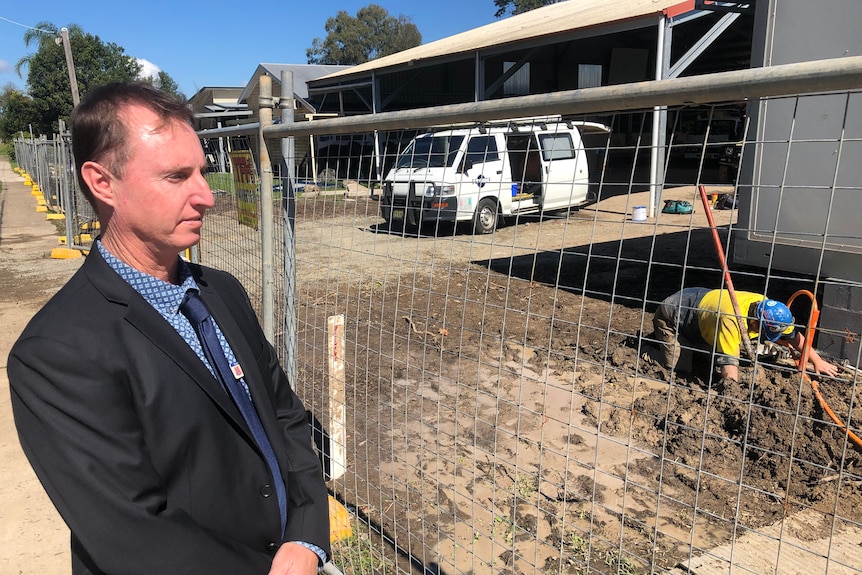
652, 287, 839, 383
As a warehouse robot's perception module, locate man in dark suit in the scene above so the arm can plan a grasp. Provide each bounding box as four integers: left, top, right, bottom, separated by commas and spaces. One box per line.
8, 82, 330, 574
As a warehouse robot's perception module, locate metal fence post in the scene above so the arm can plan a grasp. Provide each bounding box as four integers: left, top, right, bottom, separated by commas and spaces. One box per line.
280, 69, 298, 390
59, 121, 76, 248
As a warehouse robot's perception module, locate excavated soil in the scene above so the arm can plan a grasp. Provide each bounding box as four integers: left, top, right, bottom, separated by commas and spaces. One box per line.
283, 191, 861, 574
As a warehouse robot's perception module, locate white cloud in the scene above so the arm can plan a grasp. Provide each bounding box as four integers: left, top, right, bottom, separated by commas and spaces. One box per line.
0, 59, 12, 73
136, 58, 161, 79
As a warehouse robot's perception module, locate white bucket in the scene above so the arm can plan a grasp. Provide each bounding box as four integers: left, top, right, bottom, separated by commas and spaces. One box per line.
632, 205, 647, 222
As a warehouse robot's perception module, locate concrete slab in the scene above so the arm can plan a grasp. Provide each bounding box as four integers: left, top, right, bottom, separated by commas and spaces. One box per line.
668, 510, 862, 574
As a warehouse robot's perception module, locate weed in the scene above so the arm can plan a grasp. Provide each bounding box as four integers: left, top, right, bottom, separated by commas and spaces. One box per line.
516, 473, 538, 499
331, 527, 389, 575
567, 532, 590, 562
601, 549, 645, 575
492, 514, 514, 543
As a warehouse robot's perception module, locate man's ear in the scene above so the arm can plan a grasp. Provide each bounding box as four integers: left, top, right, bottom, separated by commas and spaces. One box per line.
80, 161, 116, 207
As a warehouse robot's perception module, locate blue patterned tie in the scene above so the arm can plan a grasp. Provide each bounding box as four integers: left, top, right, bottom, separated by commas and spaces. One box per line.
180, 290, 287, 535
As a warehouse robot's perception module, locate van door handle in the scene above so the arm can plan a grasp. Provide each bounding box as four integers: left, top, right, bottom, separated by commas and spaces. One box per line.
496, 170, 502, 174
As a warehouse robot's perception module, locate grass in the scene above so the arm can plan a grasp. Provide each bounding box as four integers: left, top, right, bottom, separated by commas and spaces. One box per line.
205, 172, 307, 201
560, 529, 649, 575
204, 172, 236, 195
330, 523, 392, 575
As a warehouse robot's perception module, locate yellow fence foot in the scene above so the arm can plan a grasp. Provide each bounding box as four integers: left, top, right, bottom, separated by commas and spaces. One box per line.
328, 496, 353, 543
50, 247, 83, 259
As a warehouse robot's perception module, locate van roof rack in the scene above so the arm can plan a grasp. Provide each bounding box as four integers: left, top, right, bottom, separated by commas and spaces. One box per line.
477, 116, 611, 134
478, 115, 563, 130
422, 116, 611, 134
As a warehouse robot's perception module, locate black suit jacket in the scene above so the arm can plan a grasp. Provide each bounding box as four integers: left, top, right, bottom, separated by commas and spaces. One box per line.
8, 248, 330, 574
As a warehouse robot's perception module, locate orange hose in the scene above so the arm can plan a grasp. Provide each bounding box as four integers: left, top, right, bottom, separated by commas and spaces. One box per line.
785, 290, 862, 448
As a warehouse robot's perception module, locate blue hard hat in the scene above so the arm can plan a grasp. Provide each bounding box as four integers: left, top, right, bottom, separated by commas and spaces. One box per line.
756, 298, 793, 342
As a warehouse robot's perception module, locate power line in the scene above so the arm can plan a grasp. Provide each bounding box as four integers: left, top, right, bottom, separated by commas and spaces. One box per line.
0, 15, 54, 34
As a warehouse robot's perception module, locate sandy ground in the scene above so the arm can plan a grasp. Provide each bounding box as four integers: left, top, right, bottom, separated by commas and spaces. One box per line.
0, 156, 80, 574
280, 185, 861, 574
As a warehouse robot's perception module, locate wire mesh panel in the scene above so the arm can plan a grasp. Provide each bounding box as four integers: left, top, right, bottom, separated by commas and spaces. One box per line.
200, 136, 266, 309
12, 134, 96, 251
201, 78, 862, 575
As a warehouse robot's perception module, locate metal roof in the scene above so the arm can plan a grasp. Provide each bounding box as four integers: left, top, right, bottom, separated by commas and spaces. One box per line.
314, 0, 694, 84
238, 63, 350, 103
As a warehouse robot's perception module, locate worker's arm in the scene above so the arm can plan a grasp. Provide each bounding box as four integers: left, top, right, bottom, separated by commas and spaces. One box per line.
714, 314, 743, 382
788, 332, 840, 378
719, 363, 739, 382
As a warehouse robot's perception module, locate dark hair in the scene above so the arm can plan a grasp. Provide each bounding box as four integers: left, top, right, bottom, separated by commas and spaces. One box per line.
70, 82, 194, 208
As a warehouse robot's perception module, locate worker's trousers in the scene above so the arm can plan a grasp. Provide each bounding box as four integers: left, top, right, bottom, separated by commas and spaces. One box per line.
652, 290, 703, 371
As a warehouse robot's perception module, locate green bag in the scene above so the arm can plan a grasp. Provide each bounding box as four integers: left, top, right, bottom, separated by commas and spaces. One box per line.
661, 199, 694, 214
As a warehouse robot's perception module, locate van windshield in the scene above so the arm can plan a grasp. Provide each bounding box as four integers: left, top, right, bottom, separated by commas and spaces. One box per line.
396, 135, 465, 169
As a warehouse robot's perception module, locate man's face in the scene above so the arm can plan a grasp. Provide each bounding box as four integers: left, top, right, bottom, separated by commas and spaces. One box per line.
106, 105, 213, 260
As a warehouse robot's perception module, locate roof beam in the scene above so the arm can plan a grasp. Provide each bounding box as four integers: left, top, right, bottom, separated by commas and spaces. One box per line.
194, 110, 253, 119
668, 12, 741, 78
695, 1, 755, 14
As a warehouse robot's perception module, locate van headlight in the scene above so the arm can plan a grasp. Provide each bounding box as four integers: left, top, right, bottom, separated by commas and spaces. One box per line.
424, 184, 456, 196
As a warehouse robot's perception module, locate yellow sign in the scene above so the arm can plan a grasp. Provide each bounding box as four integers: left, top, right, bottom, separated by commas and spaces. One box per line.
230, 150, 259, 229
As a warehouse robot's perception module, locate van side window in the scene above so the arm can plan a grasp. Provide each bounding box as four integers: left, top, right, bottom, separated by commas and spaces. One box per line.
538, 133, 575, 161
462, 136, 500, 170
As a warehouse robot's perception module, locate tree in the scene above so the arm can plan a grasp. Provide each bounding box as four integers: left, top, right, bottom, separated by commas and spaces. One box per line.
140, 70, 182, 98
493, 0, 564, 18
9, 22, 181, 137
0, 85, 41, 140
307, 4, 421, 66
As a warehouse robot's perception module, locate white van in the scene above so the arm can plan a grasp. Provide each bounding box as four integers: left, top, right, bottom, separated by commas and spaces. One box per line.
380, 118, 610, 234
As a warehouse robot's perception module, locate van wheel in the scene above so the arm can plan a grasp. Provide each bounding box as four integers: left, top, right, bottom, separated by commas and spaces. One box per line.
472, 198, 498, 234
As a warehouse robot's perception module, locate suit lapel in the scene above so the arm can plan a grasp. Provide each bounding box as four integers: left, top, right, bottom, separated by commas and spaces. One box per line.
83, 249, 252, 436
126, 297, 250, 426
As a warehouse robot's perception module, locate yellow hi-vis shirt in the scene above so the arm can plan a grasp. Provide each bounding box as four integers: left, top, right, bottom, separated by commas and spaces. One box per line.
696, 290, 793, 361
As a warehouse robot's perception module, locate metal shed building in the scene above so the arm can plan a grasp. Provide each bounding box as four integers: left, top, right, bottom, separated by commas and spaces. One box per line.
307, 0, 754, 115
303, 0, 861, 361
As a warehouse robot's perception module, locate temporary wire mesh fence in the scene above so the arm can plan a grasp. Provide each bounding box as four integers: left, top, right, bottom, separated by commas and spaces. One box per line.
12, 134, 96, 250
198, 83, 862, 573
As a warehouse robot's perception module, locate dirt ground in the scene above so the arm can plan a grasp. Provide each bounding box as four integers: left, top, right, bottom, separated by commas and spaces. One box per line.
3, 153, 860, 574
1, 158, 80, 574
285, 175, 862, 574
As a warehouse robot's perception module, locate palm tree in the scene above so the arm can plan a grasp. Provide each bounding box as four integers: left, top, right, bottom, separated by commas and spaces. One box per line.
14, 22, 84, 78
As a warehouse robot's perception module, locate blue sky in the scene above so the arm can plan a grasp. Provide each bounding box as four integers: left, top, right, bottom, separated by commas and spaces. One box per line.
0, 0, 505, 97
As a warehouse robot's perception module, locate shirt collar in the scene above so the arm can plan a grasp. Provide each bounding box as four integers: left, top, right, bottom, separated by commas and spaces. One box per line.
97, 240, 198, 314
